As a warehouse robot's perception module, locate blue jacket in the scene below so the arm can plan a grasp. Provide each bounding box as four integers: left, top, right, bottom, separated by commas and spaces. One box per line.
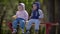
31, 2, 41, 19
31, 10, 40, 19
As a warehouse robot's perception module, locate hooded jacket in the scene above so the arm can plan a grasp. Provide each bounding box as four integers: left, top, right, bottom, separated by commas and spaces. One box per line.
31, 2, 44, 19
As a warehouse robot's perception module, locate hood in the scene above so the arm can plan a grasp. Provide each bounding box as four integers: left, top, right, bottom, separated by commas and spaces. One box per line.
33, 2, 40, 10
19, 3, 25, 10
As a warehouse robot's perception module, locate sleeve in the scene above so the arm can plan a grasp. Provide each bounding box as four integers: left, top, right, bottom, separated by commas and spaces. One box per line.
24, 11, 29, 21
39, 10, 44, 18
16, 11, 19, 17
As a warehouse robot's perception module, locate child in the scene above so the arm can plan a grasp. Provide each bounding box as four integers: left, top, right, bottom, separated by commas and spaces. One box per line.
12, 3, 28, 34
26, 2, 44, 34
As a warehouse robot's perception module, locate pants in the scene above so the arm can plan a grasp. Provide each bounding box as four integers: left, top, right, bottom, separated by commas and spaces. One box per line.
26, 19, 40, 30
12, 18, 25, 29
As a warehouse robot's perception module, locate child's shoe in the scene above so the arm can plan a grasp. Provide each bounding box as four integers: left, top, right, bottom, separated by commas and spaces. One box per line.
12, 29, 17, 34
26, 31, 30, 34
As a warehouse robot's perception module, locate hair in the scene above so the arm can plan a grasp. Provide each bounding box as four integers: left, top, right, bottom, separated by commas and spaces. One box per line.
33, 2, 40, 9
18, 3, 25, 10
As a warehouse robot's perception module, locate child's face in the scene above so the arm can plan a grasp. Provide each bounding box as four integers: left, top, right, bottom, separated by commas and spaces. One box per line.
18, 5, 23, 11
32, 4, 37, 10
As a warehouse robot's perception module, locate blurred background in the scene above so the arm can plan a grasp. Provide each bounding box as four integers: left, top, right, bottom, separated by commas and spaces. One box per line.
0, 0, 60, 34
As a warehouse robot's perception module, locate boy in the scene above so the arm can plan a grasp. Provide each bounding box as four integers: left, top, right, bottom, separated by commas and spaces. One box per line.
26, 2, 44, 34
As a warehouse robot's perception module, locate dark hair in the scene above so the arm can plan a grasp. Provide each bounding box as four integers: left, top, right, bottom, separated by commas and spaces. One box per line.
33, 2, 40, 9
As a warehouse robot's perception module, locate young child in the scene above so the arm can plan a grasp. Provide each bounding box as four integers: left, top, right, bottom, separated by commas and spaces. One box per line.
12, 3, 28, 34
26, 2, 44, 34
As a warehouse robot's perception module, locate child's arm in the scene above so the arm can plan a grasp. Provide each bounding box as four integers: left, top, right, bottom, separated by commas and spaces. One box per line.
29, 12, 33, 19
24, 11, 29, 21
39, 10, 44, 19
12, 15, 16, 19
39, 10, 44, 23
24, 11, 28, 25
12, 11, 18, 19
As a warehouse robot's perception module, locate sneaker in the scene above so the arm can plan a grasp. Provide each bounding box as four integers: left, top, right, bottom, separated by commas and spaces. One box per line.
35, 32, 38, 34
22, 32, 25, 34
35, 30, 39, 34
12, 29, 17, 34
26, 31, 30, 34
12, 31, 16, 34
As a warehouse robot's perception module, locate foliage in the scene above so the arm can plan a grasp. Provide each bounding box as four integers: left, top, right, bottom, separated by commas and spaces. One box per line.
0, 0, 48, 34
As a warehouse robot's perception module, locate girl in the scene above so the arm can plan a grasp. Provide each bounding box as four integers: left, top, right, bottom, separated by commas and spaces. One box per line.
26, 2, 44, 34
12, 3, 28, 34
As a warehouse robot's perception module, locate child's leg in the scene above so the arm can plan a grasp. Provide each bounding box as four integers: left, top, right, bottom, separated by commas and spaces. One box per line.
26, 19, 34, 34
34, 19, 40, 34
19, 20, 25, 33
26, 19, 34, 31
12, 19, 18, 33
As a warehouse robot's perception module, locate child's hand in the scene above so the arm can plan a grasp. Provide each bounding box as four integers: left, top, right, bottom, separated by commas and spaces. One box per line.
25, 20, 28, 26
12, 15, 16, 19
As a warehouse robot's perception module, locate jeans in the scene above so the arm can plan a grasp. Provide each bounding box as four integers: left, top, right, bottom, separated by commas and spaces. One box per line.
12, 18, 25, 29
26, 19, 40, 30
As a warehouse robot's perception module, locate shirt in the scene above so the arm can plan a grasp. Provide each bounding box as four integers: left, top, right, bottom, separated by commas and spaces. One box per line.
16, 10, 28, 20
31, 9, 44, 19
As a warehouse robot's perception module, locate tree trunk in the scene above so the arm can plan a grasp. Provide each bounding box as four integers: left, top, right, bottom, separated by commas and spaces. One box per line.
57, 0, 60, 34
47, 0, 55, 23
47, 0, 56, 34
